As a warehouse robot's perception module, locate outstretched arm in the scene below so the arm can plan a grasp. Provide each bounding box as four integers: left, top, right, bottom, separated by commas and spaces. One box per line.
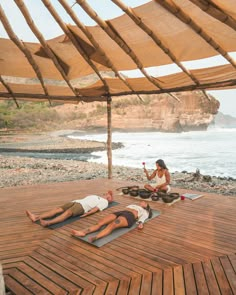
144, 168, 157, 181
80, 207, 99, 217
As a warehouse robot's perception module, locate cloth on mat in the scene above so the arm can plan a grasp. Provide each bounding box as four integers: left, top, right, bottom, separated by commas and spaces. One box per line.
35, 201, 119, 229
72, 209, 161, 247
182, 193, 203, 200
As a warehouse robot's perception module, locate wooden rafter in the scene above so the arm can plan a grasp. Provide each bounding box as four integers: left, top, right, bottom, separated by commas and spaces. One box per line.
156, 0, 236, 71
156, 0, 236, 100
42, 0, 110, 95
111, 0, 213, 101
14, 0, 78, 97
76, 0, 180, 102
189, 0, 236, 31
0, 76, 19, 108
1, 77, 236, 100
0, 4, 52, 106
0, 92, 103, 102
58, 0, 142, 99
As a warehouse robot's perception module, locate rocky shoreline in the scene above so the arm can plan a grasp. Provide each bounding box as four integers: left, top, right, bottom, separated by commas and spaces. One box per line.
0, 131, 235, 196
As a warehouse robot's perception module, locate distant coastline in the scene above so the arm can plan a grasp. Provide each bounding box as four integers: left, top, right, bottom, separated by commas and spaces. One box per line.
0, 130, 235, 196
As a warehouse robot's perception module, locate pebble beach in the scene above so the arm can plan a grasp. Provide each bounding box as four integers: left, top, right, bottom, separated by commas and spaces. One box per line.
0, 130, 235, 196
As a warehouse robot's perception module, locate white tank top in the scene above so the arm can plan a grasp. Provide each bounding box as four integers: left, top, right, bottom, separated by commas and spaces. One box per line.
156, 172, 166, 186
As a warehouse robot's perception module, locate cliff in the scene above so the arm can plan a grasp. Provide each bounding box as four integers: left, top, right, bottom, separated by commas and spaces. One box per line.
0, 91, 220, 132
55, 91, 219, 132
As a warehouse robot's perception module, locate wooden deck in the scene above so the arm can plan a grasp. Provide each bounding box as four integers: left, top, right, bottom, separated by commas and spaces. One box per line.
1, 178, 236, 294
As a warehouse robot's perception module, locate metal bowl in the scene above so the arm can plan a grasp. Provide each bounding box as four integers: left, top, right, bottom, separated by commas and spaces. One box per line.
122, 188, 130, 194
138, 189, 151, 199
130, 189, 139, 197
162, 196, 174, 203
157, 191, 167, 199
168, 193, 180, 199
151, 193, 160, 201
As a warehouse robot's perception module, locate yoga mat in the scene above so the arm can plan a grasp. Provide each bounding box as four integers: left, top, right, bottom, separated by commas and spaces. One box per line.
182, 193, 203, 200
35, 201, 119, 229
72, 209, 161, 247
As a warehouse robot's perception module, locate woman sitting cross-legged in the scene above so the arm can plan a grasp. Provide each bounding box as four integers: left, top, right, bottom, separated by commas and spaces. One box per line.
71, 201, 152, 243
144, 159, 171, 193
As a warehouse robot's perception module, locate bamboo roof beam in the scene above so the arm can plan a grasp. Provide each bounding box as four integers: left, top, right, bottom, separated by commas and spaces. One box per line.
58, 0, 143, 100
0, 92, 98, 102
0, 76, 20, 108
111, 0, 212, 101
189, 0, 236, 31
42, 0, 110, 95
156, 0, 236, 71
1, 78, 236, 101
14, 0, 78, 98
76, 0, 180, 102
0, 4, 52, 106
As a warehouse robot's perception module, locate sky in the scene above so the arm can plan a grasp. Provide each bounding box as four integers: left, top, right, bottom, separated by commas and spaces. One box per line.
0, 0, 236, 117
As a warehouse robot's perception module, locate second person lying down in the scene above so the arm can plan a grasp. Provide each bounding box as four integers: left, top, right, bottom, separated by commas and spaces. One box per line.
71, 201, 152, 243
26, 190, 113, 227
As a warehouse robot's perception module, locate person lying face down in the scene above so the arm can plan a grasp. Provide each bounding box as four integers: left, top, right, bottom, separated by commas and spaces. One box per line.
71, 201, 153, 243
26, 190, 113, 227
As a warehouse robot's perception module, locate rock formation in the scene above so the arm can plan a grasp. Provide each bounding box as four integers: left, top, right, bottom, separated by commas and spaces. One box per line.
61, 91, 219, 132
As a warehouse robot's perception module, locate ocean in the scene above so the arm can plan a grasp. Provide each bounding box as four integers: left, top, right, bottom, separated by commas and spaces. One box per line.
69, 127, 236, 178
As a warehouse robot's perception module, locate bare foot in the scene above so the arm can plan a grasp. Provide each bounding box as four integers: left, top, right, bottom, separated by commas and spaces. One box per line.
71, 230, 86, 237
26, 210, 39, 222
88, 236, 97, 243
40, 219, 50, 227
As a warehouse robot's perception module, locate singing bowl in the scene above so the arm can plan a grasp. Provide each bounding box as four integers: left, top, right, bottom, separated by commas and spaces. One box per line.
151, 193, 160, 201
157, 191, 167, 199
130, 190, 139, 197
138, 189, 151, 199
122, 188, 130, 194
168, 193, 180, 199
162, 196, 174, 203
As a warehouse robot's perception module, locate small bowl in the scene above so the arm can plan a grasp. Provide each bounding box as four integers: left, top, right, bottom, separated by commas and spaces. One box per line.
122, 188, 130, 194
168, 193, 180, 199
151, 193, 160, 201
139, 189, 151, 199
157, 191, 167, 199
130, 190, 139, 197
162, 196, 174, 203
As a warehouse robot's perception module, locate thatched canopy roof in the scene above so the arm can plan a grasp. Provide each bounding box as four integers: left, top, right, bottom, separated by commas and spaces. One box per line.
0, 0, 236, 105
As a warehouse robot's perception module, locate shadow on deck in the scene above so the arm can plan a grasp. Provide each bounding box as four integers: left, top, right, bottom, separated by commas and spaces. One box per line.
1, 178, 236, 294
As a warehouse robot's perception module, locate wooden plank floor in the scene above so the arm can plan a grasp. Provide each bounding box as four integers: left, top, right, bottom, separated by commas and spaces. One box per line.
1, 178, 236, 294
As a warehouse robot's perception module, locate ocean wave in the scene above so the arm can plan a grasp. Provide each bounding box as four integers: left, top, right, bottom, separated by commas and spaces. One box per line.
69, 129, 236, 178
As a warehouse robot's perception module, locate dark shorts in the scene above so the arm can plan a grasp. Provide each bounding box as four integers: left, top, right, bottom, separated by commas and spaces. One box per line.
60, 202, 84, 217
113, 210, 136, 228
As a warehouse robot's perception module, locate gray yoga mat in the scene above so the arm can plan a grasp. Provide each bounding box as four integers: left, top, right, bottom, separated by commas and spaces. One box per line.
35, 201, 120, 229
72, 209, 161, 247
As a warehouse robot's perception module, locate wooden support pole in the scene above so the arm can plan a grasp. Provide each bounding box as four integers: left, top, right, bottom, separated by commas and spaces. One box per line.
107, 96, 112, 179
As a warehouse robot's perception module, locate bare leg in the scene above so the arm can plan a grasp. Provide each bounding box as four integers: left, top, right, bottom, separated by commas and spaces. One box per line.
89, 216, 128, 242
38, 207, 64, 219
144, 184, 168, 192
144, 184, 155, 192
40, 209, 73, 227
26, 207, 64, 223
71, 213, 117, 237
